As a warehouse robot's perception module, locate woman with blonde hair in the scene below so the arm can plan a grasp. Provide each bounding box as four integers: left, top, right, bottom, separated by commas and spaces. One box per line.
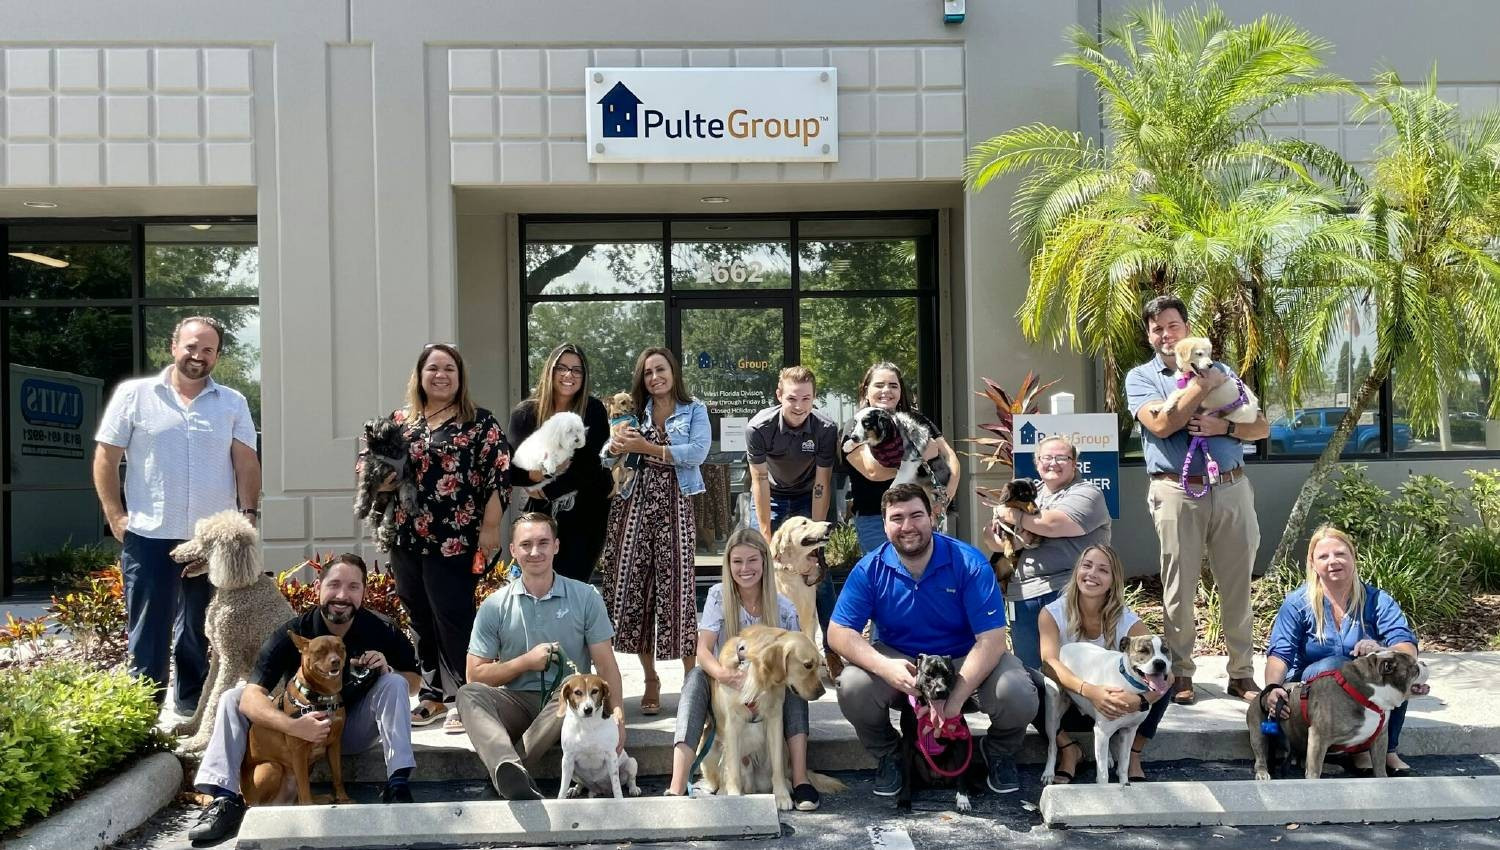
661, 528, 819, 809
1036, 545, 1170, 783
1261, 525, 1421, 776
508, 343, 612, 582
366, 342, 510, 733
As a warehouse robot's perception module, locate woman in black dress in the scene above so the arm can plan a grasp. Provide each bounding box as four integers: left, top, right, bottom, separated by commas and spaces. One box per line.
508, 343, 612, 583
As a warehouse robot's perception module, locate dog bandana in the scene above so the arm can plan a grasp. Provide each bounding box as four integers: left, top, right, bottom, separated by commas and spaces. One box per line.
909, 695, 973, 777
871, 433, 906, 468
1179, 375, 1249, 500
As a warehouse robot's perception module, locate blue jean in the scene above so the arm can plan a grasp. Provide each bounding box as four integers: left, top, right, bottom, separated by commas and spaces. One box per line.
852, 513, 886, 554
1007, 590, 1062, 672
748, 493, 835, 639
121, 531, 212, 713
1295, 654, 1408, 752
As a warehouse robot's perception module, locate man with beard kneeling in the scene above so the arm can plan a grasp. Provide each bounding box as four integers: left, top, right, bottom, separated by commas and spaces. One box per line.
829, 483, 1039, 802
188, 554, 422, 843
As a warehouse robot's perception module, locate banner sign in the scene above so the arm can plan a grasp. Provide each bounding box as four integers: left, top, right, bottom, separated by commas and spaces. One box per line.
1012, 413, 1120, 519
586, 68, 838, 163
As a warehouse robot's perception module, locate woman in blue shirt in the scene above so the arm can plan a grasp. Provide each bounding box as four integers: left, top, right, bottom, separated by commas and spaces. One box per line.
1261, 525, 1420, 776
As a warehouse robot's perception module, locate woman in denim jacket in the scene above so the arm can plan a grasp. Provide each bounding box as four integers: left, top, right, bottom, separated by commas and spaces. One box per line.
600, 346, 711, 715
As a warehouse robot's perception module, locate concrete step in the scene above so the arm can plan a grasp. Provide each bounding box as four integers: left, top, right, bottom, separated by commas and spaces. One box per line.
233, 794, 781, 849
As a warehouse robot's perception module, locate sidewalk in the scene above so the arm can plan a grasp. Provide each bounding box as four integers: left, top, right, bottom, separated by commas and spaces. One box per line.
320, 651, 1500, 783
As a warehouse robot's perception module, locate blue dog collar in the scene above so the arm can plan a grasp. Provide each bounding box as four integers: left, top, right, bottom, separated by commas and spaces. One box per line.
1118, 658, 1150, 692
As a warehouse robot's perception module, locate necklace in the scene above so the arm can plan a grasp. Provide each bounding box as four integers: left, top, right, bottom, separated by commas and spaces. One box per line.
420, 400, 456, 427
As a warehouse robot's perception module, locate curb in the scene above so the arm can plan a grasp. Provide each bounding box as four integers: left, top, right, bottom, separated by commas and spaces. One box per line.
1, 751, 183, 850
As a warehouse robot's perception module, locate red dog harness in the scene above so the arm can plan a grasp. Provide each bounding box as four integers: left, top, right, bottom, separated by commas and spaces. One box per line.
909, 695, 973, 778
1299, 669, 1387, 753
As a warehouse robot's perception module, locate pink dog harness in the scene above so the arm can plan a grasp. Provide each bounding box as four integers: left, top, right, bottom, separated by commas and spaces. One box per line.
909, 695, 973, 778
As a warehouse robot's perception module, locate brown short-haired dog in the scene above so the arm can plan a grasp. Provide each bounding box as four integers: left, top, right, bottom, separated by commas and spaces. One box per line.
241, 632, 350, 805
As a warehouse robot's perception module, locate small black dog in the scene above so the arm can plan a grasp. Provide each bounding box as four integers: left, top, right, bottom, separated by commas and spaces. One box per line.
354, 417, 417, 551
977, 478, 1041, 592
897, 654, 986, 813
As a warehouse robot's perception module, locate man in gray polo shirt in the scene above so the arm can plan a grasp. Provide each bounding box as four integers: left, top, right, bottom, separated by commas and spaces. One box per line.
457, 512, 624, 800
1124, 295, 1268, 706
745, 366, 840, 669
983, 435, 1111, 670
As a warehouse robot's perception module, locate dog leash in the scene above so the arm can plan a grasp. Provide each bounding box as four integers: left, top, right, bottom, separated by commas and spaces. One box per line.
1179, 376, 1248, 500
1299, 669, 1387, 753
908, 695, 973, 778
537, 644, 581, 707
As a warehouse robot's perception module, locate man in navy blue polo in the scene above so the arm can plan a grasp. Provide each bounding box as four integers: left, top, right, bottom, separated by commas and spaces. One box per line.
828, 482, 1038, 798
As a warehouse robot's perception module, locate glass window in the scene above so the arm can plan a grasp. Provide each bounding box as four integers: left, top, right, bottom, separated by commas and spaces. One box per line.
799, 218, 927, 292
144, 224, 259, 298
1263, 298, 1384, 457
8, 490, 113, 589
525, 300, 665, 398
1394, 362, 1497, 453
670, 220, 791, 291
524, 222, 663, 295
800, 296, 920, 425
6, 223, 133, 299
144, 306, 261, 426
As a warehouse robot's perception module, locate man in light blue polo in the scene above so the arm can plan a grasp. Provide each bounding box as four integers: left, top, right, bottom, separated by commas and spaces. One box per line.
828, 483, 1038, 799
93, 316, 260, 714
1125, 295, 1268, 706
458, 512, 624, 800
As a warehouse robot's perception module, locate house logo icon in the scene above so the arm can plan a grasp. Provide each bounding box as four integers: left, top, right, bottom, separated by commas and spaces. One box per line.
598, 81, 643, 138
1018, 422, 1039, 446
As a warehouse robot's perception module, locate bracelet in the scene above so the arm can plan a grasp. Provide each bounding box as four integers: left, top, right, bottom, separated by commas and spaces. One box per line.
241, 508, 260, 517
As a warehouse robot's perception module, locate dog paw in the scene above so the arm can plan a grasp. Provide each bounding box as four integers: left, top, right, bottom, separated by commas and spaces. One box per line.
564, 785, 584, 799
626, 785, 642, 797
170, 721, 196, 737
1254, 769, 1272, 781
1041, 772, 1054, 786
333, 794, 353, 805
775, 792, 793, 811
955, 792, 972, 813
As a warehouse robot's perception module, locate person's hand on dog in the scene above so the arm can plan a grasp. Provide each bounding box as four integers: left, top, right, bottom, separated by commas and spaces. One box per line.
717, 666, 747, 691
376, 471, 399, 493
1261, 684, 1290, 720
1187, 415, 1230, 437
290, 711, 333, 744
1086, 684, 1137, 719
1353, 639, 1384, 657
614, 708, 627, 753
355, 650, 389, 674
881, 657, 919, 696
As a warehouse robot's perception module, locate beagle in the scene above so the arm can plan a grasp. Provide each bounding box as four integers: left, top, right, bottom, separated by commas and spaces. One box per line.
556, 673, 640, 799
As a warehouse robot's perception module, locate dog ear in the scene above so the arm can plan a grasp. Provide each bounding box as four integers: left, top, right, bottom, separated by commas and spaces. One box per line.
555, 684, 571, 718
763, 637, 788, 684
600, 679, 613, 717
1119, 635, 1133, 654
289, 630, 308, 650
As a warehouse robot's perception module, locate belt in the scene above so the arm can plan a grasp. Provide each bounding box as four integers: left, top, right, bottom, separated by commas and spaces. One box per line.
1151, 467, 1245, 486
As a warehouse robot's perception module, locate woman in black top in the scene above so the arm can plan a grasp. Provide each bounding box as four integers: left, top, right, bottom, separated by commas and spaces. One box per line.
839, 361, 961, 552
508, 343, 612, 584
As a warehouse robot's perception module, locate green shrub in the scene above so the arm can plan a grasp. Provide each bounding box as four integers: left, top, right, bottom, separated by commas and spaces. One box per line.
824, 523, 862, 573
0, 661, 159, 831
1467, 469, 1500, 533
1316, 464, 1389, 544
1357, 535, 1468, 631
16, 540, 117, 589
1455, 525, 1500, 593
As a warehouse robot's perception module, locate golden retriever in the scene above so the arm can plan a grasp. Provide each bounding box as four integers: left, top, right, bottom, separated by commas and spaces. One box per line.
770, 517, 832, 645
700, 625, 845, 810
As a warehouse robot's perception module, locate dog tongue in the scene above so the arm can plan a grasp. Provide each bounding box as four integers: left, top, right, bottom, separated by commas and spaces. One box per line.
1410, 683, 1430, 696
1144, 673, 1171, 695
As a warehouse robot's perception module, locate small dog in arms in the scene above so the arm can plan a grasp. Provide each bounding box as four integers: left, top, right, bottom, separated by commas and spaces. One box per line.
1156, 336, 1260, 423
354, 417, 417, 551
513, 410, 588, 479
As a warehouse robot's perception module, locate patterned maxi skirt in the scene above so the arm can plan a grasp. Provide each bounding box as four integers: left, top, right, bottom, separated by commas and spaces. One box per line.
600, 431, 697, 659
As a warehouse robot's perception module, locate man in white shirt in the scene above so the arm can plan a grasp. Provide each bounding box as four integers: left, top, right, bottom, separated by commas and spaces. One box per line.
92, 316, 261, 714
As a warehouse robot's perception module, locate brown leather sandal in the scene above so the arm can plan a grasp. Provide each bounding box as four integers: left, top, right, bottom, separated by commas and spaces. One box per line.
640, 676, 661, 716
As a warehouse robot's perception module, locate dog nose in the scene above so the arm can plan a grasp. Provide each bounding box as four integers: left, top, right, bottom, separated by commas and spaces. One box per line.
1151, 659, 1167, 672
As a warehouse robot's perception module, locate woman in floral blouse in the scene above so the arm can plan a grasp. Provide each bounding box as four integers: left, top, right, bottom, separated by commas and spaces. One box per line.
371, 343, 510, 733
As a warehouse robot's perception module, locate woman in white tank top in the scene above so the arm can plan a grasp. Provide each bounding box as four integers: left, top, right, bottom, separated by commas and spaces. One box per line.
1036, 545, 1169, 783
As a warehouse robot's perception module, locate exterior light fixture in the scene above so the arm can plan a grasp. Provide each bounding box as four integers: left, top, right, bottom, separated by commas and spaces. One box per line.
699, 196, 731, 205
22, 200, 58, 209
189, 224, 214, 231
9, 252, 70, 268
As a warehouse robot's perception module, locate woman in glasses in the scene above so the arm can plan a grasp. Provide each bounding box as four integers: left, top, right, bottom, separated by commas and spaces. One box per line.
508, 343, 612, 584
982, 435, 1111, 670
367, 342, 511, 734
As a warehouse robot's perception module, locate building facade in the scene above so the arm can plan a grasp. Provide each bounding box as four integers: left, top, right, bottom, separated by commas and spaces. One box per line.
2, 1, 1496, 593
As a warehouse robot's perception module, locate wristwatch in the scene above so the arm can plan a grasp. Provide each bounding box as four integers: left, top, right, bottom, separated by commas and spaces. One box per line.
241, 508, 260, 518
1226, 421, 1238, 438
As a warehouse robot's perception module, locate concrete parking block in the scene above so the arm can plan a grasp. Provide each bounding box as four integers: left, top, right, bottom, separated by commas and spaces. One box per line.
1, 751, 183, 850
233, 794, 781, 849
1040, 776, 1500, 828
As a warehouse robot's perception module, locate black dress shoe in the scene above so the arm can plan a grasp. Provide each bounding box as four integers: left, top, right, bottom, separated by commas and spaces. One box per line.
381, 782, 414, 803
188, 795, 247, 845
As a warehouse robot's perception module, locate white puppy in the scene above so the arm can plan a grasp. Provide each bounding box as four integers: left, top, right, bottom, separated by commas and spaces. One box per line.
556, 673, 640, 799
513, 411, 588, 478
1158, 337, 1260, 424
1042, 635, 1173, 786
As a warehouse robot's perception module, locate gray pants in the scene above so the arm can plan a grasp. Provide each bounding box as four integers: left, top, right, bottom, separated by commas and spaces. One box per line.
193, 673, 416, 795
457, 682, 564, 794
672, 666, 810, 748
836, 643, 1038, 761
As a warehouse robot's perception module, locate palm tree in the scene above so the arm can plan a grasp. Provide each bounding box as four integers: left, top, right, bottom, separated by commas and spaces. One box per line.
964, 3, 1359, 404
1270, 70, 1500, 570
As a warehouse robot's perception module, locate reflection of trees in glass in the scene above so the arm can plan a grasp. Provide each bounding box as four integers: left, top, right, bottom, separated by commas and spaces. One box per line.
526, 297, 665, 399
681, 308, 783, 417
7, 307, 133, 386
671, 242, 791, 291
801, 239, 918, 291
524, 243, 663, 296
7, 241, 131, 299
800, 297, 919, 410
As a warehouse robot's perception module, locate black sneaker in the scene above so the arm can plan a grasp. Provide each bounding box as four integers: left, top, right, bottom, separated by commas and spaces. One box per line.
494, 762, 543, 801
381, 782, 414, 804
873, 753, 903, 797
188, 795, 247, 844
792, 782, 821, 811
986, 752, 1020, 794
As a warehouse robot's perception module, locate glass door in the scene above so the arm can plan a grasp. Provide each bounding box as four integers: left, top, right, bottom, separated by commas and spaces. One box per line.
675, 300, 789, 565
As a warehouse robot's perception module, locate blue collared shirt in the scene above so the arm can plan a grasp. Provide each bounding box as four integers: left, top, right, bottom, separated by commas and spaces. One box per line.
1124, 354, 1247, 476
831, 533, 1007, 658
1266, 582, 1419, 680
646, 397, 711, 496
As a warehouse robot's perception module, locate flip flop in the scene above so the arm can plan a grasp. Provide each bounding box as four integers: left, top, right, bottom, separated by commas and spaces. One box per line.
640, 676, 661, 716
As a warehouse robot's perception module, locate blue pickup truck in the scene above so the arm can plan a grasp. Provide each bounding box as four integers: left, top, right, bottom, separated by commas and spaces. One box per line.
1268, 407, 1411, 455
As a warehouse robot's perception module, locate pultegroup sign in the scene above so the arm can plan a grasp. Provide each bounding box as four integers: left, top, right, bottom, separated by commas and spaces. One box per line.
1012, 413, 1121, 519
586, 68, 838, 164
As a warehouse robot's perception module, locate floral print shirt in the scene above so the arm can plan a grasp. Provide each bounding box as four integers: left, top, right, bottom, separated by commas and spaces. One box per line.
389, 407, 511, 557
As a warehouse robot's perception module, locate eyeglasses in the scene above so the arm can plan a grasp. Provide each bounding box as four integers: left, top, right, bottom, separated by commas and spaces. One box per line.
552, 365, 585, 376
1037, 455, 1074, 465
424, 342, 458, 351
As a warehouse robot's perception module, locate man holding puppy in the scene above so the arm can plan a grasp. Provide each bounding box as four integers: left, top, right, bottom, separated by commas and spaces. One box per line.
188, 554, 421, 843
1125, 295, 1269, 706
458, 512, 625, 800
829, 483, 1039, 798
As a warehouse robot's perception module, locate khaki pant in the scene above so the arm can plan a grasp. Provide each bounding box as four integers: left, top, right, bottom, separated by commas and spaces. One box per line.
457, 682, 563, 793
1146, 475, 1259, 679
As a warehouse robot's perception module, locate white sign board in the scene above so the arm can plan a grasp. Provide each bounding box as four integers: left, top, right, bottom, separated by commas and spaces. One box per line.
1012, 413, 1121, 518
586, 68, 838, 164
719, 416, 748, 453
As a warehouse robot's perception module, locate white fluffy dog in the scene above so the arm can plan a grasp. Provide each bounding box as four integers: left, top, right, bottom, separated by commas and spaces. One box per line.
512, 411, 588, 478
169, 510, 295, 754
1158, 337, 1260, 423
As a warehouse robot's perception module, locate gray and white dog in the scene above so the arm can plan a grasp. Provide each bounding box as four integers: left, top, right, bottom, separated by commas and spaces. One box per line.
1041, 635, 1173, 786
845, 406, 952, 517
355, 416, 417, 552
